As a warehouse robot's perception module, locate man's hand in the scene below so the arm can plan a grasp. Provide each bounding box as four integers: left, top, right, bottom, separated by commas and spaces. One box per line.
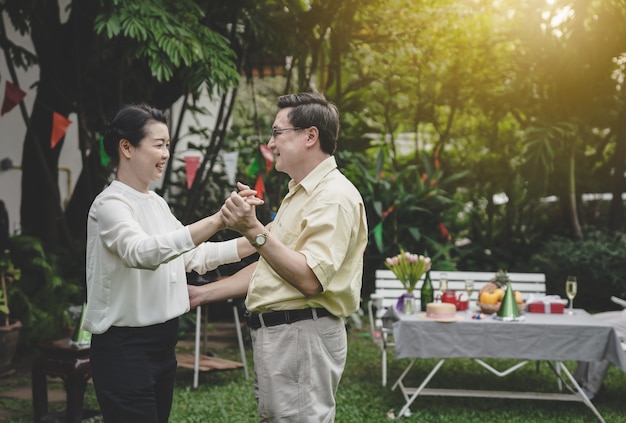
221, 182, 263, 235
187, 264, 257, 308
188, 284, 206, 309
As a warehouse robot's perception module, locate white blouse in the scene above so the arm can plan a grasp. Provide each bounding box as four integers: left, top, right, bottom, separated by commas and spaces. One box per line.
83, 180, 240, 334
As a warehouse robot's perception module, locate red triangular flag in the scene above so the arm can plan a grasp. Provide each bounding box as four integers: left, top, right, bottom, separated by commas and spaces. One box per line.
254, 174, 266, 201
439, 222, 451, 241
1, 81, 26, 116
184, 156, 201, 189
259, 144, 274, 173
51, 112, 72, 149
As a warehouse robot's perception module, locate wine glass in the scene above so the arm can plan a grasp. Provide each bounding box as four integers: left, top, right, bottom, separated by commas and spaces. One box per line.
465, 279, 475, 311
438, 272, 448, 300
566, 276, 577, 315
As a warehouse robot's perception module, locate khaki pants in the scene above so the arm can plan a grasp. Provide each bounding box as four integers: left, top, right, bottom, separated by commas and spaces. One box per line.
251, 315, 347, 422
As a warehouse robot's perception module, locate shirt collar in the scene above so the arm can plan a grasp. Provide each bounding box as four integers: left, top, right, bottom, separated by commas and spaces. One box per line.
288, 156, 337, 195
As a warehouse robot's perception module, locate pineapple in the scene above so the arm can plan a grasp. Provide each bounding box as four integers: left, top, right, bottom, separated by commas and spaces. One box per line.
493, 269, 510, 288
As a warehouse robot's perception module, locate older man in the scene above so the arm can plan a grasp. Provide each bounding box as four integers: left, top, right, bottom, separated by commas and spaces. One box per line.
188, 92, 368, 422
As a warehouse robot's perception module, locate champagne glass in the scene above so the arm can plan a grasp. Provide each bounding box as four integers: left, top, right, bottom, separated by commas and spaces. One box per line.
566, 276, 577, 315
438, 272, 448, 294
465, 279, 475, 311
436, 272, 448, 302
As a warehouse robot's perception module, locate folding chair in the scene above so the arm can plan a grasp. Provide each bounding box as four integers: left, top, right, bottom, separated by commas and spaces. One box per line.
367, 293, 395, 386
192, 299, 249, 388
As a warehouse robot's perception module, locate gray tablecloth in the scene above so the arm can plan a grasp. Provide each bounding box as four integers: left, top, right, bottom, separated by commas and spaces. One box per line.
390, 308, 626, 371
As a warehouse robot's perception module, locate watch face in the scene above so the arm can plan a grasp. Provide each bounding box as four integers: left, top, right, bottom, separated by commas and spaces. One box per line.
255, 234, 266, 246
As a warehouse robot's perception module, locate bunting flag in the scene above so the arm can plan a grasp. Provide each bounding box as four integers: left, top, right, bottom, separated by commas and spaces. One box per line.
254, 174, 266, 201
259, 144, 274, 173
439, 222, 451, 241
373, 222, 384, 253
248, 155, 260, 178
222, 151, 239, 186
98, 134, 110, 167
382, 204, 395, 217
51, 112, 72, 149
184, 156, 201, 189
1, 81, 26, 116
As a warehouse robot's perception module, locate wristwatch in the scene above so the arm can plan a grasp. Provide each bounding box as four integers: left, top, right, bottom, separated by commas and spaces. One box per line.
250, 230, 269, 248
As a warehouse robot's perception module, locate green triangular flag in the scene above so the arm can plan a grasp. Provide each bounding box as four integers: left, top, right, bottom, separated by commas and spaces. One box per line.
248, 155, 260, 178
99, 134, 110, 167
373, 222, 384, 253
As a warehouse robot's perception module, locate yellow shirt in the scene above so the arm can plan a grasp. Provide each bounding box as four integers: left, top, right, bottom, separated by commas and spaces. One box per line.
245, 156, 368, 318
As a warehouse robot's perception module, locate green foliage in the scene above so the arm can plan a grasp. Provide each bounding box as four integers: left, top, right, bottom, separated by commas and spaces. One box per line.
530, 228, 626, 312
0, 249, 21, 321
337, 149, 466, 269
4, 236, 82, 350
94, 0, 239, 87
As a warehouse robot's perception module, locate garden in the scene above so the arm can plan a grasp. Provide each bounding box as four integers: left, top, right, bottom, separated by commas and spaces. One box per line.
1, 0, 626, 421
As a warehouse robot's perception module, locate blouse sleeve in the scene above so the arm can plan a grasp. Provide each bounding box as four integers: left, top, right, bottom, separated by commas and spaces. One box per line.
183, 237, 241, 275
94, 194, 195, 270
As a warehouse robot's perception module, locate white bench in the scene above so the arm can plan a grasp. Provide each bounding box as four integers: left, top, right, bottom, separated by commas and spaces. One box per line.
367, 270, 547, 386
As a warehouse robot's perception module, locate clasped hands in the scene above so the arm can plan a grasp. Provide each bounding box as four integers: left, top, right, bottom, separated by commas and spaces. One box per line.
221, 182, 264, 234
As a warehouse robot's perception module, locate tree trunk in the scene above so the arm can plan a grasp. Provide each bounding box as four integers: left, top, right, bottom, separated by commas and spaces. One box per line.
18, 1, 99, 247
568, 137, 584, 240
608, 89, 626, 231
20, 98, 67, 245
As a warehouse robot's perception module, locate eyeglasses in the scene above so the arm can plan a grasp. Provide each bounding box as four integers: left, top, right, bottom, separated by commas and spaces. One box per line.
271, 127, 303, 138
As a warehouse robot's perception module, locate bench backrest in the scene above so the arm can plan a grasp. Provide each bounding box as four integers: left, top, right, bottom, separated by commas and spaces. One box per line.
372, 270, 546, 310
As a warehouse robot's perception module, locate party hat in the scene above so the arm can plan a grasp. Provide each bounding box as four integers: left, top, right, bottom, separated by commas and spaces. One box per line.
496, 282, 523, 321
69, 303, 92, 348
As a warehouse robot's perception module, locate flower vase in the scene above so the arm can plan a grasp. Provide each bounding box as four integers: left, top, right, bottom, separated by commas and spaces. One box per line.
403, 293, 416, 314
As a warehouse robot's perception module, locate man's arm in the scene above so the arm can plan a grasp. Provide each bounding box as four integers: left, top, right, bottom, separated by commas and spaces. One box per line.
188, 262, 257, 308
221, 184, 322, 297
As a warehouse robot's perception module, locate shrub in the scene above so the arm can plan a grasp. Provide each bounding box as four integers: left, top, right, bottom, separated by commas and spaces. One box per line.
530, 228, 626, 311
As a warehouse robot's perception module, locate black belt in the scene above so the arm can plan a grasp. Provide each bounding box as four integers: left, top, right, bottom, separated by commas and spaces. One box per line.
245, 308, 334, 329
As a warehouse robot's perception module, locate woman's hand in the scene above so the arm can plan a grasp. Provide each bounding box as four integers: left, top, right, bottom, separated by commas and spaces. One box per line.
236, 182, 264, 206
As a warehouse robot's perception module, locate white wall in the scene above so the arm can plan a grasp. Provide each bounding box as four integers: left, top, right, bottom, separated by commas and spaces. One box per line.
0, 11, 81, 235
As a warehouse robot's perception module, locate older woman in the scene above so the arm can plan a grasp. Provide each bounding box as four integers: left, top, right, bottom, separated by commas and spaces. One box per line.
83, 104, 260, 422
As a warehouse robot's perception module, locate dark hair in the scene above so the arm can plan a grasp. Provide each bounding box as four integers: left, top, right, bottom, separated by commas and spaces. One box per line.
277, 93, 339, 154
103, 104, 168, 165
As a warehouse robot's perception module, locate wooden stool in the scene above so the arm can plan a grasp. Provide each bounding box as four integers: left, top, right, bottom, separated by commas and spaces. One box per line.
31, 338, 91, 423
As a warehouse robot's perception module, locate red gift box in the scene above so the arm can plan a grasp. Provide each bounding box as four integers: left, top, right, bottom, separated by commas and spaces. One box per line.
527, 302, 565, 314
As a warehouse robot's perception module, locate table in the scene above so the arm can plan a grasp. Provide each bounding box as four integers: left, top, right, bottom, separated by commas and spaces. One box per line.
31, 338, 91, 423
388, 309, 626, 422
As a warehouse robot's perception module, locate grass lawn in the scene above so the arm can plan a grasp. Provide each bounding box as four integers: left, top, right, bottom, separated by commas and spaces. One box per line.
1, 321, 625, 422
167, 327, 626, 423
